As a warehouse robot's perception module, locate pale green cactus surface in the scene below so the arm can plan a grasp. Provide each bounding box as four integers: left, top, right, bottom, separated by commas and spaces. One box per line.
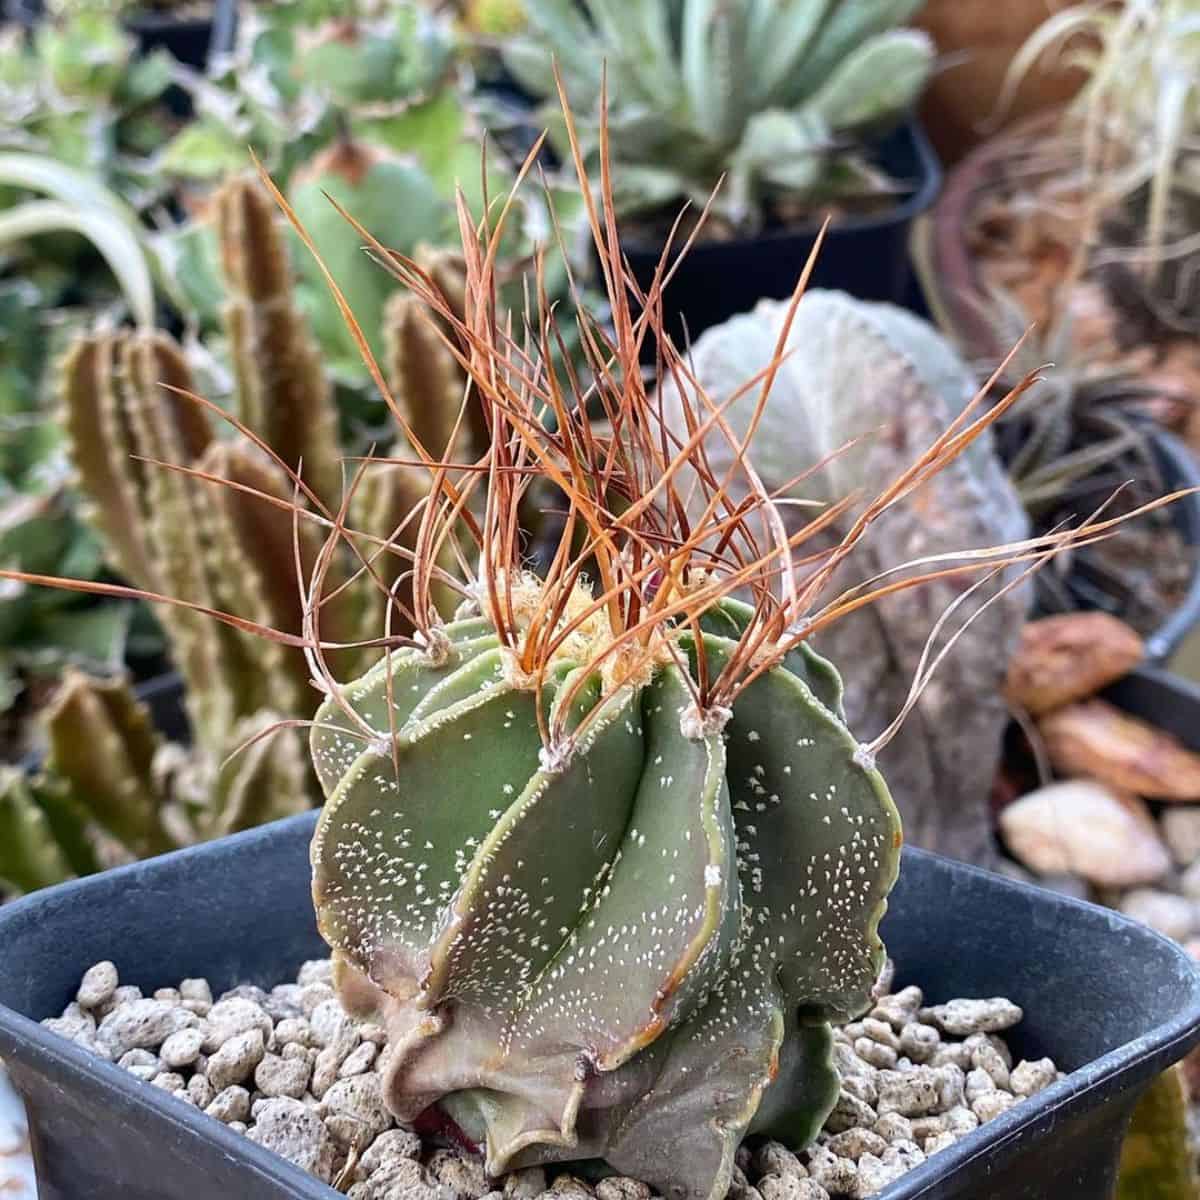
311, 593, 900, 1200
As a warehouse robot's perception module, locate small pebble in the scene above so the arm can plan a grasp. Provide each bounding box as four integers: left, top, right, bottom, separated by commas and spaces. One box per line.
824, 1129, 886, 1161
202, 999, 273, 1053
248, 1097, 337, 1184
76, 962, 119, 1010
160, 1028, 204, 1070
340, 1040, 379, 1078
502, 1170, 547, 1200
426, 1149, 492, 1199
96, 999, 194, 1061
256, 1052, 312, 1100
206, 1029, 266, 1091
919, 999, 1023, 1037
971, 1091, 1017, 1123
1010, 1058, 1057, 1098
320, 1073, 392, 1146
595, 1179, 652, 1200
752, 1143, 805, 1180
206, 1085, 251, 1125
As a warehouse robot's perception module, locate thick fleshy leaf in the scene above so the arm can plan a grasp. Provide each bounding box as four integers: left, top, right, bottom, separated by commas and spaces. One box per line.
805, 30, 934, 131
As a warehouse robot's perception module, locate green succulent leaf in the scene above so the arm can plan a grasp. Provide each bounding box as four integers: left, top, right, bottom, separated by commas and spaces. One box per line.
805, 30, 934, 131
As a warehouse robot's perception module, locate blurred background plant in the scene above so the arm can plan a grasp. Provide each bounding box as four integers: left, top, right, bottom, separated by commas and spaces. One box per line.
917, 0, 1200, 450
0, 0, 595, 776
499, 0, 935, 236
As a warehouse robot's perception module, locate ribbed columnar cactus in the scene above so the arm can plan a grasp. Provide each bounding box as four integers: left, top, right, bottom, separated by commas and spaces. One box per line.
311, 593, 898, 1199
214, 176, 343, 510
0, 671, 309, 894
60, 332, 328, 744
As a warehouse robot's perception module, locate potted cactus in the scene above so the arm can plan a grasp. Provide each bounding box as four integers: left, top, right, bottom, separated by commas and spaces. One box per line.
0, 117, 1198, 1200
494, 0, 940, 348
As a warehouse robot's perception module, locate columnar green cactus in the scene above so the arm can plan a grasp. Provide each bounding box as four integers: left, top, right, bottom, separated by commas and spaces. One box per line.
0, 769, 87, 895
311, 593, 899, 1199
0, 669, 310, 895
60, 332, 325, 745
214, 176, 343, 511
43, 667, 173, 859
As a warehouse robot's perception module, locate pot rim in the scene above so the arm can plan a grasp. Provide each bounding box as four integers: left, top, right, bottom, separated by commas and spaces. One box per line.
925, 109, 1069, 343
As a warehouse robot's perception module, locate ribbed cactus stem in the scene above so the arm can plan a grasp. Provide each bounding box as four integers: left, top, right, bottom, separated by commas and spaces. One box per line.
63, 332, 237, 745
215, 176, 343, 509
45, 670, 175, 858
196, 441, 325, 721
311, 597, 900, 1200
384, 291, 468, 463
60, 336, 161, 595
0, 769, 77, 893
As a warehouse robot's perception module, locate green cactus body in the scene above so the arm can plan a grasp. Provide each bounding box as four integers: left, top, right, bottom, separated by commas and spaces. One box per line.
44, 668, 174, 858
0, 769, 82, 894
289, 139, 452, 374
214, 177, 343, 512
312, 593, 899, 1200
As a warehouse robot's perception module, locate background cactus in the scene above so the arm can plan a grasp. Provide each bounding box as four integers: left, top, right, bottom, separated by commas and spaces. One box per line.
0, 174, 497, 896
0, 669, 309, 895
657, 292, 1031, 865
501, 0, 934, 231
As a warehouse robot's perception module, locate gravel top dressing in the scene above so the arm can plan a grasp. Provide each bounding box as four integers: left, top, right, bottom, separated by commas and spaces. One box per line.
40, 958, 1061, 1200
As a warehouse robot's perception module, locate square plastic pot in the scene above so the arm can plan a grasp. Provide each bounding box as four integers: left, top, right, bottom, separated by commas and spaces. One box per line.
0, 812, 1197, 1200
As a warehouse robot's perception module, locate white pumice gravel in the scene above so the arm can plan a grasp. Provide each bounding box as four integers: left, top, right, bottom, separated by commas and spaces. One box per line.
42, 959, 1061, 1199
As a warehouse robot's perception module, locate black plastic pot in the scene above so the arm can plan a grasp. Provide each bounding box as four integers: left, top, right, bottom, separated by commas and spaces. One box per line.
123, 10, 215, 71
1144, 429, 1200, 662
1104, 661, 1200, 742
133, 671, 190, 744
0, 813, 1197, 1199
622, 119, 941, 353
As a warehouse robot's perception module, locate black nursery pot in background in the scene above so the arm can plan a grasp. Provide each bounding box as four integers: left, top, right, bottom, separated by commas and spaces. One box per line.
622, 119, 941, 353
1, 813, 1198, 1200
1144, 428, 1200, 662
